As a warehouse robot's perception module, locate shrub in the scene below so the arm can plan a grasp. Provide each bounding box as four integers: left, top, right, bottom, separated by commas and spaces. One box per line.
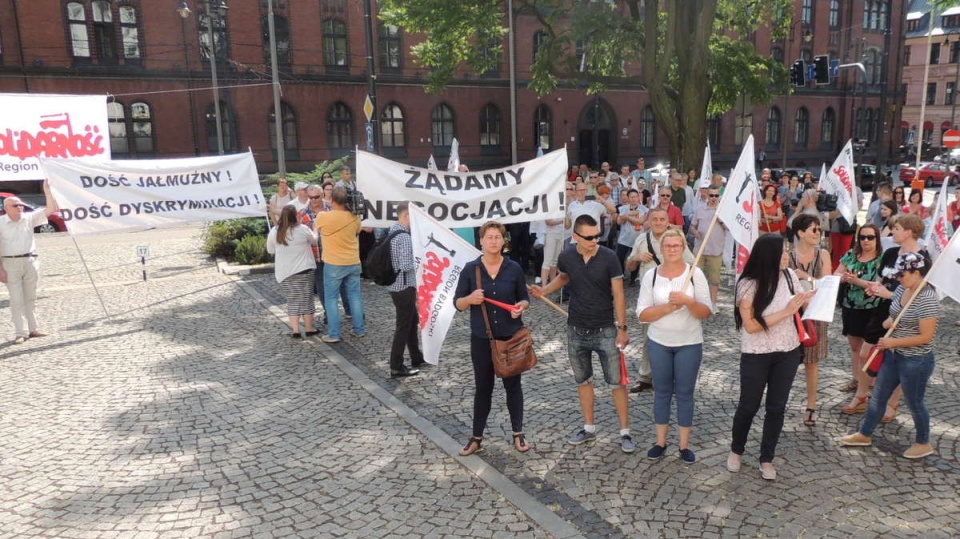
234, 235, 273, 265
203, 217, 270, 261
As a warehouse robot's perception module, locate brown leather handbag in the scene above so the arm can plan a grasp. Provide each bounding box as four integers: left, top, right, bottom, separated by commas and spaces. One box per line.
476, 266, 538, 378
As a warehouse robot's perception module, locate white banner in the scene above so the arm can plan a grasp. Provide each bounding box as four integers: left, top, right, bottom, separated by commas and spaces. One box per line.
357, 148, 568, 228
717, 134, 760, 250
925, 176, 951, 262
0, 93, 110, 183
699, 142, 713, 189
925, 229, 960, 304
823, 140, 857, 223
40, 152, 265, 235
410, 203, 481, 365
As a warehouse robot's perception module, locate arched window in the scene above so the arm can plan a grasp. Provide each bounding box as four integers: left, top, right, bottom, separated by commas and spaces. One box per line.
67, 2, 91, 57
130, 102, 154, 154
707, 115, 721, 148
206, 101, 238, 153
479, 104, 501, 147
199, 5, 228, 61
326, 102, 353, 149
91, 1, 116, 61
765, 107, 781, 147
263, 15, 291, 65
107, 101, 154, 157
378, 23, 401, 69
534, 104, 552, 151
821, 108, 835, 145
793, 107, 809, 148
66, 1, 141, 62
323, 19, 348, 68
380, 103, 405, 148
269, 102, 298, 158
639, 106, 655, 149
431, 104, 455, 148
533, 30, 548, 61
107, 101, 127, 154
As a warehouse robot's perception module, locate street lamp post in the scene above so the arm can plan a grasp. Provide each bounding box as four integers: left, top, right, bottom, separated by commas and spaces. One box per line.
267, 0, 285, 175
783, 22, 812, 169
178, 0, 227, 156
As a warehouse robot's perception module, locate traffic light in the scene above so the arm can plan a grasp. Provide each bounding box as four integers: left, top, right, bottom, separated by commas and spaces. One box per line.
813, 55, 831, 85
790, 60, 806, 87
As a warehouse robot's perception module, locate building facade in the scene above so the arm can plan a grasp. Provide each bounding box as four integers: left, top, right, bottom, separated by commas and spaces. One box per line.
0, 0, 905, 186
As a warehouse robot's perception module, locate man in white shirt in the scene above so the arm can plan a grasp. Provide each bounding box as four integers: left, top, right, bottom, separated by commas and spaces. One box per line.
566, 181, 615, 236
287, 181, 310, 212
0, 181, 58, 344
615, 189, 647, 285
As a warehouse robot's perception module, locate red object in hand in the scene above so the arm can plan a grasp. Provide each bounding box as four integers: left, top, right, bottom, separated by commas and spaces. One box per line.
619, 349, 630, 386
484, 297, 518, 312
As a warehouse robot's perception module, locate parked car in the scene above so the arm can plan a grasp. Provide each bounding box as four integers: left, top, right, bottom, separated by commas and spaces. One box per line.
934, 148, 960, 166
898, 162, 960, 187
0, 192, 67, 233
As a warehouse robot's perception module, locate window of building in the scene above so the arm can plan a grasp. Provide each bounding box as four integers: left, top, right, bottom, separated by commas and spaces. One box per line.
801, 0, 813, 24
927, 82, 937, 105
534, 104, 552, 150
268, 102, 299, 159
865, 48, 882, 85
262, 15, 291, 65
480, 37, 501, 77
765, 107, 781, 148
639, 106, 655, 149
67, 2, 91, 57
829, 0, 840, 28
533, 30, 547, 62
945, 15, 960, 28
793, 107, 809, 148
91, 1, 117, 61
771, 46, 784, 63
108, 101, 154, 157
904, 45, 911, 66
801, 49, 813, 64
199, 8, 228, 61
379, 23, 401, 70
380, 103, 405, 148
479, 104, 501, 147
821, 108, 835, 145
119, 6, 140, 59
326, 102, 353, 149
431, 104, 455, 148
707, 115, 720, 148
879, 1, 888, 30
951, 41, 960, 63
948, 82, 956, 106
107, 101, 127, 154
323, 19, 348, 68
66, 1, 141, 62
206, 101, 238, 153
931, 42, 941, 65
321, 0, 345, 14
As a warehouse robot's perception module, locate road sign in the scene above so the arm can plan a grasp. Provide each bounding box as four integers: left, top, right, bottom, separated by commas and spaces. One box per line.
136, 245, 150, 258
830, 59, 840, 78
944, 129, 960, 148
365, 122, 375, 152
363, 95, 374, 122
806, 64, 816, 83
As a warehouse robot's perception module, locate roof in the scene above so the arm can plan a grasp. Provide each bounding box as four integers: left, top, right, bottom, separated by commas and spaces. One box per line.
907, 0, 960, 38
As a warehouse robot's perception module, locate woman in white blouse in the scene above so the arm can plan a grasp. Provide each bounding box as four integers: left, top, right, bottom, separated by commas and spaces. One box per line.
636, 229, 714, 464
266, 205, 319, 337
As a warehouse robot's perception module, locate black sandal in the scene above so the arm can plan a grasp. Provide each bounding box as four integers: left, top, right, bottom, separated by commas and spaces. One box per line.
803, 408, 817, 427
459, 437, 483, 456
513, 432, 531, 453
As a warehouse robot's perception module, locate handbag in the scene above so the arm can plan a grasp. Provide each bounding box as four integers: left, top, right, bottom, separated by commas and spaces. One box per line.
784, 269, 818, 348
864, 346, 887, 377
476, 266, 538, 378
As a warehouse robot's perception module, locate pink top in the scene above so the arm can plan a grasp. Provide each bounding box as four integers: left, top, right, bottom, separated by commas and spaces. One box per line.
901, 204, 930, 220
735, 269, 802, 354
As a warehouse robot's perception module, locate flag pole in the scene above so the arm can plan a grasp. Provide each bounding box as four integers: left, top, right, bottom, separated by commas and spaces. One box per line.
861, 281, 927, 372
71, 236, 110, 317
528, 285, 568, 317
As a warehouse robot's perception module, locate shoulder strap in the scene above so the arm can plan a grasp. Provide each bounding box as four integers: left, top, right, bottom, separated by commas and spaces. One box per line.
477, 265, 495, 342
646, 232, 661, 265
783, 269, 795, 295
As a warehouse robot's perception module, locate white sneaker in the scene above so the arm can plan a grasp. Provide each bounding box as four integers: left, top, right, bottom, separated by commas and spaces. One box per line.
726, 452, 741, 472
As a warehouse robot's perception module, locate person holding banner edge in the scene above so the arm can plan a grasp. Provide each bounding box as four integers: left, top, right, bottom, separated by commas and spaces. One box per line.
453, 221, 531, 455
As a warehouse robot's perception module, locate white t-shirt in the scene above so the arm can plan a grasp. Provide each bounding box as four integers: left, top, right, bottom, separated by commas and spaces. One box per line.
266, 225, 318, 283
617, 204, 648, 247
0, 210, 48, 257
635, 264, 713, 346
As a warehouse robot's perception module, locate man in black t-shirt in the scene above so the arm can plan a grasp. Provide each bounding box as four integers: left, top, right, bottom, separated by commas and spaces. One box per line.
530, 215, 636, 454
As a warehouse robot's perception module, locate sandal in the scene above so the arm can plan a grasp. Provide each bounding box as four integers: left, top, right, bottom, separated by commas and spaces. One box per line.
512, 432, 531, 453
803, 408, 817, 427
842, 394, 870, 415
840, 379, 858, 392
459, 436, 483, 456
881, 403, 900, 423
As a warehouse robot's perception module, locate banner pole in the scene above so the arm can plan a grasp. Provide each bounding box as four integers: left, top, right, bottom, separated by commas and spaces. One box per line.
71, 236, 110, 317
861, 280, 927, 372
528, 285, 568, 317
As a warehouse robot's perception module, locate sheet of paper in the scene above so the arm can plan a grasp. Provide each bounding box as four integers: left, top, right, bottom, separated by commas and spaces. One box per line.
802, 275, 841, 322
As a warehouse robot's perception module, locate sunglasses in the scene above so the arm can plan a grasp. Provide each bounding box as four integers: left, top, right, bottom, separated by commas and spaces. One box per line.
859, 234, 877, 241
808, 227, 821, 233
576, 232, 601, 242
708, 194, 720, 198
308, 195, 322, 200
660, 194, 672, 198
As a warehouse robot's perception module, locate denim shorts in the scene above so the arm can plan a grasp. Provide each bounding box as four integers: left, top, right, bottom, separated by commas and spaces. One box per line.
567, 325, 623, 386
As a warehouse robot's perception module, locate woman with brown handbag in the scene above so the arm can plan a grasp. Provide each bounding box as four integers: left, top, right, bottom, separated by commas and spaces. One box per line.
453, 221, 531, 456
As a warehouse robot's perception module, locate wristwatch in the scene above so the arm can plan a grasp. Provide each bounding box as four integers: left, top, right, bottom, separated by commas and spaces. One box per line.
617, 324, 628, 331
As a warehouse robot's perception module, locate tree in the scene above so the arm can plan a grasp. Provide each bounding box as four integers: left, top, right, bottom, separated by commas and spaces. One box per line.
379, 0, 792, 170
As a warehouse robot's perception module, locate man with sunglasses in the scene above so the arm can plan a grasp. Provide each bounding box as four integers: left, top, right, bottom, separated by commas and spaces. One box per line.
654, 182, 685, 230
530, 214, 635, 454
0, 180, 58, 344
690, 184, 726, 305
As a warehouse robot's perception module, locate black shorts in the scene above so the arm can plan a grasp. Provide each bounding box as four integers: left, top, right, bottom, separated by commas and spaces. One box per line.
857, 303, 890, 344
841, 307, 871, 338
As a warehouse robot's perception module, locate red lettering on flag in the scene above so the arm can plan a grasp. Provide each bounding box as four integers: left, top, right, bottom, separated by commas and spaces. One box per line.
417, 251, 451, 329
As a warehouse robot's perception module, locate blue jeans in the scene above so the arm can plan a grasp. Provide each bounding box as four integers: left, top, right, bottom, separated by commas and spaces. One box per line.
860, 350, 935, 444
567, 325, 623, 386
323, 263, 365, 339
314, 261, 351, 317
647, 340, 703, 427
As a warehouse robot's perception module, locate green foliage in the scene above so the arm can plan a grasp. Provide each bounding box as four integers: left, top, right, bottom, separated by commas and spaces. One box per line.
203, 217, 270, 262
709, 35, 789, 115
233, 235, 273, 265
259, 156, 350, 197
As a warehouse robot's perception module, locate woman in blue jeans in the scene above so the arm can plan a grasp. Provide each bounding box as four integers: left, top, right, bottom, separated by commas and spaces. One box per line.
636, 229, 713, 463
841, 252, 941, 459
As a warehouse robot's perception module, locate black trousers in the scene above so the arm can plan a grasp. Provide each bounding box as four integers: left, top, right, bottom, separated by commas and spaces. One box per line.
389, 287, 424, 370
615, 243, 639, 283
470, 336, 523, 438
730, 346, 803, 463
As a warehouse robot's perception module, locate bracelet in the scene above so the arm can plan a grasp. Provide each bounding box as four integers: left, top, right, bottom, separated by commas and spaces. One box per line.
617, 325, 628, 331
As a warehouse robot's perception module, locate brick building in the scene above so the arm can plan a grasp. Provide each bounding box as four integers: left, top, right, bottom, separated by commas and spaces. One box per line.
0, 0, 905, 182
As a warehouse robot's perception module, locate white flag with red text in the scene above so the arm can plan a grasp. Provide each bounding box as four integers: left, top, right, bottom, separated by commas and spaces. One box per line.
410, 203, 481, 365
823, 139, 857, 223
925, 228, 960, 304
717, 135, 760, 253
924, 176, 952, 262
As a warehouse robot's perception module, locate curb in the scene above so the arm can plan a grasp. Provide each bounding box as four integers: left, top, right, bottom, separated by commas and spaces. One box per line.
214, 257, 274, 276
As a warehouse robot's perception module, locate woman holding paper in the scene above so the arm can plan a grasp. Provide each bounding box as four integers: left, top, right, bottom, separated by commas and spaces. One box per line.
841, 252, 941, 459
453, 221, 531, 456
786, 214, 831, 427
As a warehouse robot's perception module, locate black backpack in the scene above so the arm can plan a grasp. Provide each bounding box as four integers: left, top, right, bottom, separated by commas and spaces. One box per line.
366, 229, 410, 286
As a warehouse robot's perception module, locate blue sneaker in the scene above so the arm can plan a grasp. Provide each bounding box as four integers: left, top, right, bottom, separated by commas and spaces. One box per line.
568, 429, 597, 445
679, 448, 697, 464
620, 435, 636, 454
646, 443, 667, 460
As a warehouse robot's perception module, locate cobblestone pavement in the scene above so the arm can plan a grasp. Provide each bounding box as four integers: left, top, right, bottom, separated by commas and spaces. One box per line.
0, 227, 551, 539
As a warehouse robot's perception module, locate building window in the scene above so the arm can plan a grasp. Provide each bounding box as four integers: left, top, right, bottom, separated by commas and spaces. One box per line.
108, 101, 153, 157
879, 2, 888, 30
379, 23, 401, 70
66, 1, 141, 62
268, 102, 298, 158
323, 19, 348, 68
67, 2, 91, 57
263, 15, 291, 65
801, 0, 813, 24
829, 0, 840, 28
931, 42, 941, 65
326, 102, 353, 149
206, 101, 237, 153
380, 103, 405, 148
951, 41, 960, 64
864, 109, 875, 143
639, 106, 655, 149
946, 15, 960, 28
793, 108, 809, 148
533, 30, 547, 61
801, 49, 812, 64
865, 48, 882, 85
119, 6, 140, 59
199, 8, 228, 61
765, 107, 781, 148
927, 82, 937, 105
431, 104, 455, 148
771, 46, 783, 63
321, 0, 345, 14
107, 102, 128, 154
821, 108, 835, 145
948, 83, 956, 106
534, 104, 552, 150
480, 37, 501, 77
707, 115, 720, 148
91, 1, 117, 61
904, 45, 911, 66
479, 104, 501, 147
